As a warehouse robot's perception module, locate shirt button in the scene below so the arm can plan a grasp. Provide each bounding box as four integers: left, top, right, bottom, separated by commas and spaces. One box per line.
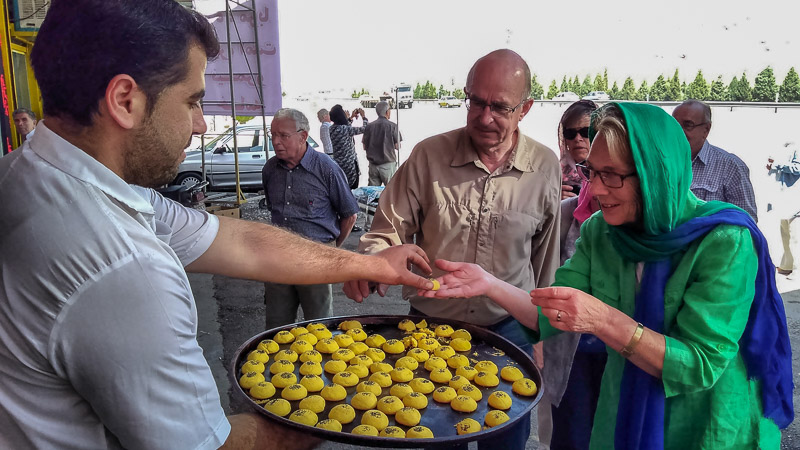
288, 186, 292, 189
470, 310, 475, 314
286, 202, 290, 205
482, 208, 489, 213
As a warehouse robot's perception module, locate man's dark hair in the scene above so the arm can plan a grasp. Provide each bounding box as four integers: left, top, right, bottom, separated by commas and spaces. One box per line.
31, 0, 219, 127
12, 108, 36, 121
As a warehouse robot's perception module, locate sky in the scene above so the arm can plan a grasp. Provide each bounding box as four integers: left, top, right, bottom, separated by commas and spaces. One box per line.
197, 0, 799, 97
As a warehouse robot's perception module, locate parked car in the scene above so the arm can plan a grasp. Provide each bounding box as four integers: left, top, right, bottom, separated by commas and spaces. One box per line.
173, 125, 319, 191
438, 96, 463, 108
582, 91, 611, 101
553, 91, 580, 101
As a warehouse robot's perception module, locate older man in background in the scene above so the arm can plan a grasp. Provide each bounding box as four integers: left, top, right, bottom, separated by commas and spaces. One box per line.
316, 108, 333, 156
362, 100, 401, 186
12, 107, 37, 145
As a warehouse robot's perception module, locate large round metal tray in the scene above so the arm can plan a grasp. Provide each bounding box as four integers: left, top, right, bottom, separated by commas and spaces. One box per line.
231, 314, 543, 448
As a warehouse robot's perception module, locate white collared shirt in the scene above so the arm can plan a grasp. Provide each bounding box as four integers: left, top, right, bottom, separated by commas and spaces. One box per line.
0, 122, 229, 449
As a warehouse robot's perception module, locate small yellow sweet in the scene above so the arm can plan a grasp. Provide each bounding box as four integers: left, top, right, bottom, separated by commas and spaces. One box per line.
448, 375, 471, 391
364, 334, 386, 348
320, 383, 347, 401
364, 348, 386, 362
389, 367, 414, 383
271, 371, 297, 388
345, 363, 369, 378
447, 354, 470, 369
408, 377, 435, 394
273, 330, 295, 344
429, 367, 453, 383
450, 329, 472, 341
450, 395, 478, 413
415, 319, 428, 329
379, 426, 406, 438
348, 342, 370, 355
395, 406, 421, 427
417, 338, 440, 351
288, 408, 318, 426
257, 339, 280, 354
328, 404, 356, 424
456, 365, 478, 381
474, 371, 500, 388
434, 324, 455, 338
401, 335, 417, 350
406, 425, 434, 439
306, 323, 328, 333
289, 326, 309, 337
457, 384, 483, 401
262, 398, 291, 416
488, 390, 513, 410
246, 349, 270, 364
432, 386, 457, 403
351, 391, 378, 410
315, 338, 339, 354
512, 378, 538, 397
349, 354, 373, 366
450, 338, 472, 352
299, 350, 323, 363
299, 395, 326, 413
474, 360, 498, 375
268, 360, 294, 376
299, 361, 322, 376
281, 383, 308, 401
389, 383, 413, 398
346, 328, 368, 342
295, 332, 318, 345
398, 319, 416, 331
429, 278, 440, 291
290, 340, 313, 355
395, 356, 419, 371
275, 349, 298, 363
500, 365, 524, 382
241, 360, 265, 374
455, 418, 482, 435
239, 371, 265, 389
315, 419, 342, 432
357, 380, 383, 396
338, 320, 362, 331
323, 359, 347, 374
406, 347, 430, 362
369, 371, 393, 388
310, 328, 333, 340
369, 362, 393, 374
433, 345, 456, 359
377, 395, 404, 415
333, 333, 354, 348
412, 331, 429, 341
402, 391, 429, 409
299, 374, 324, 392
424, 356, 447, 371
249, 381, 276, 399
331, 348, 356, 362
485, 410, 510, 427
332, 370, 359, 387
352, 424, 379, 436
360, 409, 389, 431
382, 339, 405, 354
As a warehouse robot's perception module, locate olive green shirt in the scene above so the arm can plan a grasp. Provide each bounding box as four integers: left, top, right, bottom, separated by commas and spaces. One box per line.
537, 217, 781, 449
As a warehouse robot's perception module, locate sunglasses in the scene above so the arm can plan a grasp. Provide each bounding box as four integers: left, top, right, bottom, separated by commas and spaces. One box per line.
564, 127, 589, 140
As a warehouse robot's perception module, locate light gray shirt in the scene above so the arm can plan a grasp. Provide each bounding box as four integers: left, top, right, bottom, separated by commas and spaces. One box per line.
0, 122, 229, 449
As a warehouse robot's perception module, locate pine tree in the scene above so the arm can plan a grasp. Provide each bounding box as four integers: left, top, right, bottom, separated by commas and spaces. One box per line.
727, 76, 739, 101
666, 69, 682, 101
580, 75, 593, 96
685, 70, 710, 100
649, 75, 668, 101
571, 75, 581, 94
547, 80, 559, 99
530, 74, 544, 99
779, 67, 800, 102
619, 77, 636, 100
609, 81, 620, 99
560, 76, 569, 94
413, 83, 422, 99
730, 72, 752, 101
602, 69, 609, 92
753, 67, 778, 102
593, 74, 604, 92
709, 76, 728, 101
636, 80, 650, 101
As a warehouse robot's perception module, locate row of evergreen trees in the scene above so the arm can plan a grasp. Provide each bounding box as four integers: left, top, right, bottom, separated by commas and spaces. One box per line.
534, 67, 800, 102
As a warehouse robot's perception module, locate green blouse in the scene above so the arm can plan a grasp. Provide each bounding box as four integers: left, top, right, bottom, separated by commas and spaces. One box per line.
536, 217, 781, 449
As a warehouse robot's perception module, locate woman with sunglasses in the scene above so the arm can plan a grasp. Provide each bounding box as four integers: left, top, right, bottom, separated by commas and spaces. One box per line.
559, 100, 597, 200
422, 103, 792, 449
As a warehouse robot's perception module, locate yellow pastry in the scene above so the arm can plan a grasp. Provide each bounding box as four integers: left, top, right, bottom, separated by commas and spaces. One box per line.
406, 348, 430, 362
249, 381, 276, 399
315, 338, 339, 354
395, 356, 419, 371
417, 338, 440, 351
351, 391, 378, 410
474, 360, 498, 375
348, 342, 370, 355
389, 383, 413, 399
360, 409, 389, 431
432, 386, 457, 403
320, 383, 347, 401
333, 333, 354, 348
257, 339, 280, 354
338, 320, 362, 331
389, 367, 414, 383
488, 390, 513, 410
299, 395, 326, 413
484, 410, 510, 427
412, 331, 430, 342
364, 334, 386, 348
398, 319, 416, 331
275, 349, 298, 363
402, 391, 428, 409
262, 398, 291, 416
306, 322, 328, 333
474, 371, 500, 388
434, 324, 455, 338
450, 338, 472, 352
401, 335, 417, 350
429, 278, 440, 291
512, 378, 538, 396
345, 363, 369, 378
328, 403, 356, 424
381, 339, 405, 354
357, 380, 383, 396
299, 350, 323, 363
433, 345, 456, 359
450, 329, 472, 341
379, 426, 406, 438
299, 361, 322, 376
369, 372, 393, 388
376, 395, 404, 415
456, 365, 478, 381
315, 419, 342, 432
346, 328, 368, 342
310, 327, 333, 340
448, 375, 471, 391
289, 326, 309, 337
500, 365, 524, 382
352, 424, 379, 436
332, 370, 359, 387
369, 362, 393, 374
295, 332, 318, 345
273, 330, 295, 344
271, 371, 297, 388
288, 408, 318, 426
429, 367, 453, 383
447, 354, 470, 369
241, 360, 265, 374
323, 359, 347, 374
331, 348, 356, 362
408, 377, 435, 394
349, 354, 373, 366
394, 406, 421, 427
299, 374, 324, 392
364, 348, 386, 362
246, 349, 270, 364
415, 319, 428, 329
239, 371, 265, 389
450, 395, 478, 413
457, 384, 483, 401
281, 383, 308, 401
455, 418, 481, 435
290, 340, 313, 355
406, 425, 434, 438
423, 356, 447, 371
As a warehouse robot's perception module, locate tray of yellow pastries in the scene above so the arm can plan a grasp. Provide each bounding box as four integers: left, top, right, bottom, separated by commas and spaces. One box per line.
231, 314, 543, 448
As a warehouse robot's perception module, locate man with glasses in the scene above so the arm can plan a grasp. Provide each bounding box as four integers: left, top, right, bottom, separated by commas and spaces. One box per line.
672, 100, 757, 220
344, 49, 561, 449
262, 109, 359, 329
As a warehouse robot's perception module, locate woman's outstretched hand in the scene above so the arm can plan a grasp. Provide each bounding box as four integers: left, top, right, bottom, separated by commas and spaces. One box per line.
530, 286, 610, 334
416, 259, 495, 298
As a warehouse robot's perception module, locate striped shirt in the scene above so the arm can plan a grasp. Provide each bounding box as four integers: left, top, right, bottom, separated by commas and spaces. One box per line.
691, 140, 758, 222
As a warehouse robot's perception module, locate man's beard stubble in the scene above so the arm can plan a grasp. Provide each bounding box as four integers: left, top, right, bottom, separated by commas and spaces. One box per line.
122, 117, 181, 188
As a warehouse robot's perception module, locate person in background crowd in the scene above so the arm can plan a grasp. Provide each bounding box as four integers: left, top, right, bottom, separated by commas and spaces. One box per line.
329, 104, 367, 190
766, 142, 800, 275
672, 99, 758, 221
13, 107, 37, 145
558, 100, 596, 200
362, 100, 401, 186
316, 108, 333, 155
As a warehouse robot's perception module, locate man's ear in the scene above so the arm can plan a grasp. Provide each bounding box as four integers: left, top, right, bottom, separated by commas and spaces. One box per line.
519, 98, 534, 119
103, 74, 146, 130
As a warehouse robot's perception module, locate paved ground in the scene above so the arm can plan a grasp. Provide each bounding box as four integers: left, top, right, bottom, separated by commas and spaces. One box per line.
193, 201, 800, 449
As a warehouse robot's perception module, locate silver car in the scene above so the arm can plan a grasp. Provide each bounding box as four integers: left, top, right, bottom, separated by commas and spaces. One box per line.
173, 125, 319, 190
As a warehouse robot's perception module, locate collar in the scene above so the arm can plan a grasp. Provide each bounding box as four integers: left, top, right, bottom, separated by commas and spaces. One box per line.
451, 128, 536, 173
693, 140, 711, 165
27, 120, 154, 214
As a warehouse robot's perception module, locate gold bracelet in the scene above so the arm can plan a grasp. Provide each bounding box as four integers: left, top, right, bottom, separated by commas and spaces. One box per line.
620, 322, 645, 358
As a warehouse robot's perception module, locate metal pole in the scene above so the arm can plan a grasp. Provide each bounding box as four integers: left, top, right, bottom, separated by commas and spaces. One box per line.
224, 1, 242, 205
251, 0, 269, 166
395, 87, 400, 163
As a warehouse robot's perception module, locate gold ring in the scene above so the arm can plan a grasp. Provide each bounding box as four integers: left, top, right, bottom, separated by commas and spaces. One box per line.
556, 311, 562, 322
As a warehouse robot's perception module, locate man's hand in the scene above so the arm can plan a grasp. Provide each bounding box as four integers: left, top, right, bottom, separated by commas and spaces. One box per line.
343, 244, 433, 303
416, 259, 495, 299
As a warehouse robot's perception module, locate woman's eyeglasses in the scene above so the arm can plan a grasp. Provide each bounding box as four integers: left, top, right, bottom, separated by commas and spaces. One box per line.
576, 163, 637, 188
564, 127, 589, 140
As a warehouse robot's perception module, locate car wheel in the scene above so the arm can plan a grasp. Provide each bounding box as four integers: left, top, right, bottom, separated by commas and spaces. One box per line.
408, 103, 412, 109
259, 198, 268, 209
175, 172, 204, 188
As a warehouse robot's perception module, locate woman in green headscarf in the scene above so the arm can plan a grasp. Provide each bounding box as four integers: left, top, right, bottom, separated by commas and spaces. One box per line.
421, 103, 792, 449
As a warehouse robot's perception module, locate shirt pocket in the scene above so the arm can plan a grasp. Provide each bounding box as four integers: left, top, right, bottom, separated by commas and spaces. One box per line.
691, 181, 722, 202
489, 210, 540, 282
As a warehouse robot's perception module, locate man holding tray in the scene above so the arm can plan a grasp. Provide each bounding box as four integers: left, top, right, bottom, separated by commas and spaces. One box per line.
0, 1, 432, 449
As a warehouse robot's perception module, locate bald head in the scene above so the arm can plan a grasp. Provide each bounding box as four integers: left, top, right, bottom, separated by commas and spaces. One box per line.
466, 49, 531, 100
